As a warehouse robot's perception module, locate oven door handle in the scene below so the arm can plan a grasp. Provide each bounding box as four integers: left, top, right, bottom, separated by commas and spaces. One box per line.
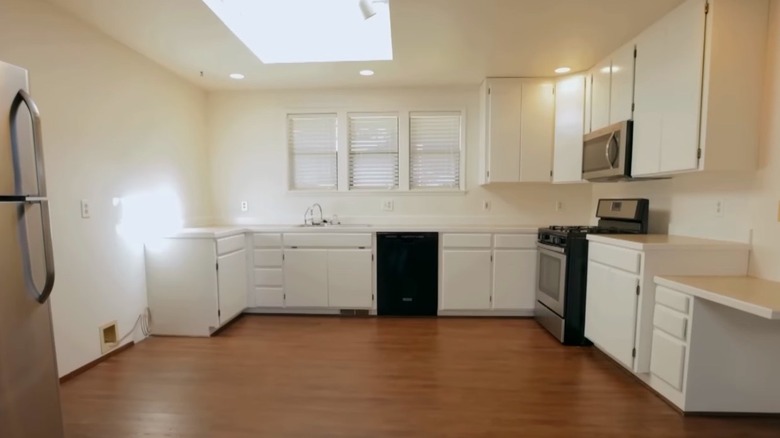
537, 242, 565, 254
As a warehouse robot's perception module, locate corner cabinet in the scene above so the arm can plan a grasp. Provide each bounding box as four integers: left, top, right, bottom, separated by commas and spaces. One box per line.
440, 233, 537, 316
145, 234, 249, 337
631, 0, 769, 177
479, 78, 555, 184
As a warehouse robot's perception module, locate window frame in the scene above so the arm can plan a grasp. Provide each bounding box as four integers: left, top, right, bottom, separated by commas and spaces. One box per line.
285, 106, 467, 194
286, 112, 340, 192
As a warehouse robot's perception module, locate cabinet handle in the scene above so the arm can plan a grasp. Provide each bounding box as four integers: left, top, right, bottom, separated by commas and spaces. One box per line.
604, 132, 617, 169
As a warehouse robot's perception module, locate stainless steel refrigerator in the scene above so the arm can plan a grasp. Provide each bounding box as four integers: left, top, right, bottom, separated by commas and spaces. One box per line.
0, 60, 64, 437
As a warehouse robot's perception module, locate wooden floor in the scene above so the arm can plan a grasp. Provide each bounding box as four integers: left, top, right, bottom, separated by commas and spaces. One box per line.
60, 316, 780, 437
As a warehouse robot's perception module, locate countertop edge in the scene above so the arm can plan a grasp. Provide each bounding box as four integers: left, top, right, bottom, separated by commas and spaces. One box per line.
586, 234, 751, 251
169, 225, 541, 239
654, 276, 778, 320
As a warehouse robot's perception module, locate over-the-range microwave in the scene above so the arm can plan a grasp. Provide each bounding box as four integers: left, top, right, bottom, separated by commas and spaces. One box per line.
582, 120, 633, 182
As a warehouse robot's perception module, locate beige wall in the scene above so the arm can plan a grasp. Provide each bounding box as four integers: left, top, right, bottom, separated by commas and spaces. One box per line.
592, 0, 780, 281
207, 87, 594, 226
0, 0, 212, 375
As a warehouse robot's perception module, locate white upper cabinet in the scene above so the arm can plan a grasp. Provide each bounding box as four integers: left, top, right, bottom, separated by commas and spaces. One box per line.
552, 75, 587, 183
610, 41, 636, 124
632, 0, 769, 177
480, 78, 554, 184
590, 58, 612, 131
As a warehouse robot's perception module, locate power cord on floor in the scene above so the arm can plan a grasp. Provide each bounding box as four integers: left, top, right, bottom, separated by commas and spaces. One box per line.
116, 307, 152, 345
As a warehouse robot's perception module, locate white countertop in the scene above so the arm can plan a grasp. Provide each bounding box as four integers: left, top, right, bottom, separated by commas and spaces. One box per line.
586, 234, 750, 251
656, 275, 780, 320
171, 224, 542, 239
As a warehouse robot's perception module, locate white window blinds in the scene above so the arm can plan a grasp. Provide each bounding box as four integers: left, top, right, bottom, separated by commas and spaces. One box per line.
288, 114, 338, 190
410, 112, 463, 190
348, 114, 399, 190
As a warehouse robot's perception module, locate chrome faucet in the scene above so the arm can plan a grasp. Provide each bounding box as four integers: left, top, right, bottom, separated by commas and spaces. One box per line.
304, 203, 325, 226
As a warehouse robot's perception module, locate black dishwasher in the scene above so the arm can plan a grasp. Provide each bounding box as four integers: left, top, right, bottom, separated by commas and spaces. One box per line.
377, 232, 439, 316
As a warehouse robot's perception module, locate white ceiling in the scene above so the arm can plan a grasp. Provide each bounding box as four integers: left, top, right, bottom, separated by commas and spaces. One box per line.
46, 0, 685, 90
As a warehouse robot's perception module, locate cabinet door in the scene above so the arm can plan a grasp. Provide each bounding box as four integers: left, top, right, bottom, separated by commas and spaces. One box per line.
441, 250, 492, 310
650, 330, 687, 391
519, 80, 554, 182
553, 75, 586, 183
590, 58, 612, 131
633, 0, 706, 176
485, 79, 523, 182
328, 249, 373, 309
610, 41, 636, 124
283, 249, 328, 307
217, 249, 248, 324
585, 261, 639, 369
492, 249, 536, 310
584, 72, 593, 134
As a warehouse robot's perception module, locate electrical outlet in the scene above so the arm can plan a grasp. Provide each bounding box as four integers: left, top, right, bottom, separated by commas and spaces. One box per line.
80, 199, 90, 219
715, 200, 725, 217
555, 201, 563, 212
381, 200, 394, 212
482, 200, 491, 211
240, 201, 248, 212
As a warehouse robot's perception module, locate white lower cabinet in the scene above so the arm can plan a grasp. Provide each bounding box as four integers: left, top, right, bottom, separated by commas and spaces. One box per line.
440, 233, 537, 315
585, 260, 639, 369
283, 249, 329, 308
217, 249, 249, 324
327, 249, 373, 308
492, 249, 536, 310
441, 250, 493, 310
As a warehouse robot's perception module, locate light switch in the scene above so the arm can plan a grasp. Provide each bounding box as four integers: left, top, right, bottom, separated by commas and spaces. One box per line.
80, 200, 90, 219
382, 200, 394, 212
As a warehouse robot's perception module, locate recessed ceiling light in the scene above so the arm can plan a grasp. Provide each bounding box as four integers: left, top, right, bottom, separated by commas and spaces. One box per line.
360, 70, 375, 76
229, 73, 245, 80
601, 66, 621, 74
554, 67, 572, 74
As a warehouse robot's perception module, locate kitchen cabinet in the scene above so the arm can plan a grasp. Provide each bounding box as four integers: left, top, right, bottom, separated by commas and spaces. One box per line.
479, 78, 554, 184
441, 250, 493, 310
631, 0, 769, 177
585, 260, 639, 369
492, 249, 536, 310
584, 235, 749, 375
327, 249, 373, 308
217, 249, 249, 324
145, 234, 249, 337
251, 233, 284, 307
609, 41, 636, 124
590, 58, 612, 131
282, 249, 329, 308
552, 75, 587, 183
440, 233, 537, 315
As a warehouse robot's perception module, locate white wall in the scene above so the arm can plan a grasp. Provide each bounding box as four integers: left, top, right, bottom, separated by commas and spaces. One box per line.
208, 87, 593, 226
592, 0, 780, 281
0, 0, 212, 375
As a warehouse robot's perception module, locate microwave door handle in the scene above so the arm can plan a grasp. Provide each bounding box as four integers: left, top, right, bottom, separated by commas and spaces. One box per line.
604, 132, 617, 169
17, 199, 56, 303
10, 90, 48, 197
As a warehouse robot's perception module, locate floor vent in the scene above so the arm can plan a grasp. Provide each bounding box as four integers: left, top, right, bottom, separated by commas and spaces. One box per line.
99, 321, 119, 354
339, 309, 370, 317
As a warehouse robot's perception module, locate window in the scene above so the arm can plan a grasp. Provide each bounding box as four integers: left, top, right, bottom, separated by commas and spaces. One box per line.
288, 114, 338, 190
409, 112, 462, 190
348, 113, 399, 190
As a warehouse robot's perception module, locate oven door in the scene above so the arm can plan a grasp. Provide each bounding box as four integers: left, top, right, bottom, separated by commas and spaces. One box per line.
536, 243, 567, 317
582, 120, 632, 181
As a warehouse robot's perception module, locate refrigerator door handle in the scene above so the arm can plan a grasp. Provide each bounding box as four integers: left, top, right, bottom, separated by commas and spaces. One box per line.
10, 89, 48, 197
18, 198, 56, 303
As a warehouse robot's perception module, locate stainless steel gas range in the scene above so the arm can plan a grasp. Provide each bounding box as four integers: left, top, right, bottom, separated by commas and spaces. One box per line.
535, 199, 649, 345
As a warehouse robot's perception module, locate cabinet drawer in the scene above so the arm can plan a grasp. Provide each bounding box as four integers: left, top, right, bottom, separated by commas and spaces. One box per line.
493, 234, 536, 249
253, 287, 284, 308
653, 304, 688, 341
283, 233, 372, 248
656, 286, 691, 314
254, 268, 283, 287
650, 331, 687, 391
589, 243, 641, 274
254, 249, 283, 267
217, 235, 245, 255
442, 233, 492, 248
253, 233, 282, 248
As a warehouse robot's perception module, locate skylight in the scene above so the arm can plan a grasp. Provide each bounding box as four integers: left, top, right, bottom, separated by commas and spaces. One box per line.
202, 0, 393, 64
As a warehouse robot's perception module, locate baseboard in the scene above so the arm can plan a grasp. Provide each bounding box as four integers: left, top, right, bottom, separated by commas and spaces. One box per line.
59, 341, 135, 384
